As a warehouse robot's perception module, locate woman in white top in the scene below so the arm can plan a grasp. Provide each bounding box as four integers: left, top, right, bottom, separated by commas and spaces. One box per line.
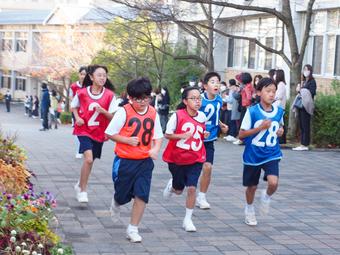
273, 69, 287, 109
273, 69, 287, 144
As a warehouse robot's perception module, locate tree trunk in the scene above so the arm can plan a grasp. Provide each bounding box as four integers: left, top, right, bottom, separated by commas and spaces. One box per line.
287, 63, 302, 142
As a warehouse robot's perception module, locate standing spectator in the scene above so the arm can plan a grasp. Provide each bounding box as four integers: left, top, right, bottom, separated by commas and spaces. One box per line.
32, 96, 39, 118
49, 90, 59, 129
293, 64, 316, 151
268, 69, 276, 80
24, 96, 30, 115
252, 75, 262, 105
157, 87, 170, 133
5, 90, 11, 112
273, 69, 287, 144
224, 79, 241, 142
40, 83, 50, 131
240, 72, 254, 121
28, 95, 33, 117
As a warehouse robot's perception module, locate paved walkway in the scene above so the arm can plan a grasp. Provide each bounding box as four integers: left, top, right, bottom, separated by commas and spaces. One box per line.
1, 104, 340, 255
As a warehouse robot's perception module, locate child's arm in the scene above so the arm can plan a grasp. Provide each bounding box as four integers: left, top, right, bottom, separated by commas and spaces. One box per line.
94, 105, 114, 120
70, 94, 84, 126
239, 119, 271, 139
165, 132, 192, 140
218, 120, 229, 134
106, 134, 140, 146
149, 138, 162, 160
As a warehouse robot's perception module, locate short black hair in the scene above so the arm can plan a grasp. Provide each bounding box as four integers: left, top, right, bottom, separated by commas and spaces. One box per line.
268, 69, 276, 79
203, 72, 221, 84
79, 66, 87, 73
229, 79, 236, 86
241, 72, 252, 84
41, 82, 47, 89
256, 77, 277, 91
127, 77, 152, 98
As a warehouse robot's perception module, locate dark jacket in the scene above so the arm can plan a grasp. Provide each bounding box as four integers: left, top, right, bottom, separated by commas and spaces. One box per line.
41, 88, 50, 110
302, 79, 317, 99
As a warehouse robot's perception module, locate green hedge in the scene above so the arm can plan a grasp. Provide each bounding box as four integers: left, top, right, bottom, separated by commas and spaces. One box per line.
312, 93, 340, 147
60, 112, 72, 124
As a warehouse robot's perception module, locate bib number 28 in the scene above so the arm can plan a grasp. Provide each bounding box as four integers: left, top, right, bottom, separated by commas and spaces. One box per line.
252, 120, 279, 147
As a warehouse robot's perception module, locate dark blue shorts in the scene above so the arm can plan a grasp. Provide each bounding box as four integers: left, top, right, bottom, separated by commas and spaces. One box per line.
78, 136, 103, 159
112, 156, 154, 205
168, 163, 203, 191
204, 141, 215, 164
243, 160, 280, 187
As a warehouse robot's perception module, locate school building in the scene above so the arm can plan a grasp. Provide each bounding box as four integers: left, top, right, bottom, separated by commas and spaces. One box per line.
0, 0, 119, 100
211, 0, 340, 95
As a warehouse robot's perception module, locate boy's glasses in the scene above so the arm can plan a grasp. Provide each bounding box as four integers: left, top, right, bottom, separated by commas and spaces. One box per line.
132, 97, 151, 103
187, 97, 202, 102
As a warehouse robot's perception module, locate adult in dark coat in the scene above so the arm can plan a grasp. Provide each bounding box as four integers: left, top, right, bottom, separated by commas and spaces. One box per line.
40, 83, 50, 131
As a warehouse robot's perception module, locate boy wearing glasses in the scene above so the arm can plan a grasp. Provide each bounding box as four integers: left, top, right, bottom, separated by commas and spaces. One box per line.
105, 77, 163, 243
196, 72, 229, 209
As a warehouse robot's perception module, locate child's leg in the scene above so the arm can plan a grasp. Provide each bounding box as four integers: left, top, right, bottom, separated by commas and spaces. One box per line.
130, 196, 146, 226
186, 186, 196, 209
199, 162, 212, 193
79, 149, 93, 191
266, 175, 278, 196
245, 185, 257, 204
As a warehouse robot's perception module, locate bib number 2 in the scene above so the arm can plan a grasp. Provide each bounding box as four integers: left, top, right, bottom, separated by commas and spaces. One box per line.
88, 102, 100, 126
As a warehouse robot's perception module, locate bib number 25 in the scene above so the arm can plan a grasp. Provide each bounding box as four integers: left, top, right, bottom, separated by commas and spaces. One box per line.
176, 122, 203, 151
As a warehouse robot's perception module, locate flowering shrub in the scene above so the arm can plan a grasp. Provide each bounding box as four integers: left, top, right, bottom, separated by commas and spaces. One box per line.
0, 133, 73, 255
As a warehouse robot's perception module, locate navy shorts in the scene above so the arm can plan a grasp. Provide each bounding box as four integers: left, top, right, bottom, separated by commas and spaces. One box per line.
204, 141, 215, 164
78, 136, 103, 159
168, 162, 203, 191
112, 156, 154, 205
243, 160, 280, 187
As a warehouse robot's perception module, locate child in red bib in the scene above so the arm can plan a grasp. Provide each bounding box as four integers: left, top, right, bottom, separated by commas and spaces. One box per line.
162, 86, 209, 232
71, 65, 116, 203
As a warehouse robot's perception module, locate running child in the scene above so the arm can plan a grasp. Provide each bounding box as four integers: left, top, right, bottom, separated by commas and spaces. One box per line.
162, 86, 209, 232
239, 77, 284, 226
196, 72, 228, 209
105, 77, 163, 243
71, 65, 116, 203
70, 66, 88, 159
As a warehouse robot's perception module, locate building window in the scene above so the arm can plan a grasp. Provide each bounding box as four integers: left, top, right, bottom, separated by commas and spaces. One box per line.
227, 38, 234, 67
15, 73, 26, 91
335, 35, 340, 76
1, 32, 13, 51
248, 41, 256, 69
312, 36, 323, 74
15, 32, 28, 52
0, 71, 11, 89
264, 37, 273, 70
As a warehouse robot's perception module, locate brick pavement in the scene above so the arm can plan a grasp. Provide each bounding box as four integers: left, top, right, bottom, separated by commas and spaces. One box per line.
1, 104, 340, 255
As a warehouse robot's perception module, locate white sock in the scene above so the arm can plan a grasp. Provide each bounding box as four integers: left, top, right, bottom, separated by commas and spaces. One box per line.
198, 192, 206, 199
184, 208, 193, 221
128, 224, 138, 232
245, 203, 255, 213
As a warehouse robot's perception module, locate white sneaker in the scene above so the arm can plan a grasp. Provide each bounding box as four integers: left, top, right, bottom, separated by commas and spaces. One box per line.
77, 192, 88, 203
224, 135, 237, 142
196, 196, 211, 209
126, 229, 142, 243
75, 153, 83, 159
244, 210, 257, 226
182, 218, 196, 232
292, 145, 309, 151
110, 198, 120, 222
260, 190, 271, 216
233, 139, 243, 145
163, 178, 173, 200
